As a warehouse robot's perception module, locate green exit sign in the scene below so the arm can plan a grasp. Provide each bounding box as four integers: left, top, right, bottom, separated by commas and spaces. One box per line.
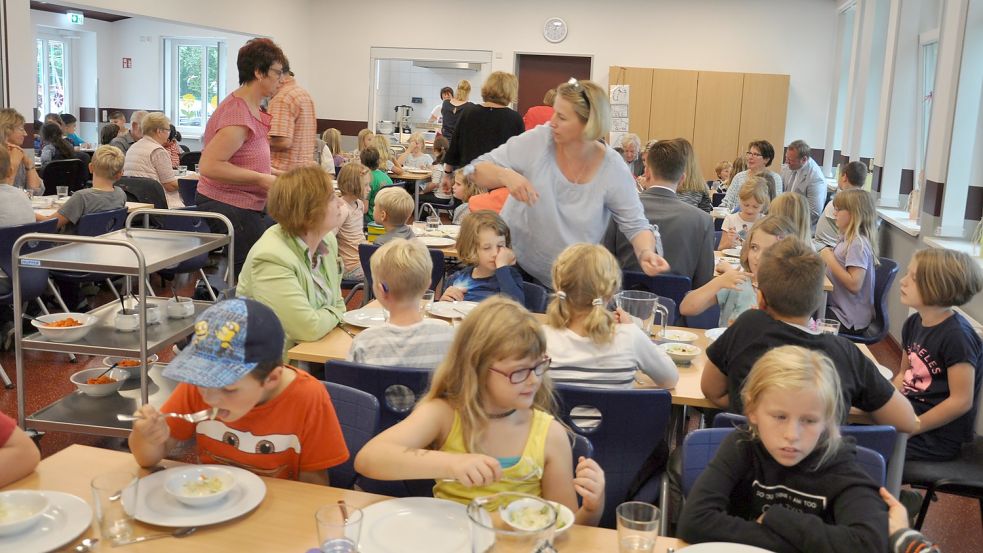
67, 11, 84, 25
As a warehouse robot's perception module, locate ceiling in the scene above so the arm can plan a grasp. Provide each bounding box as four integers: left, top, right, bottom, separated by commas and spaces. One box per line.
30, 1, 130, 23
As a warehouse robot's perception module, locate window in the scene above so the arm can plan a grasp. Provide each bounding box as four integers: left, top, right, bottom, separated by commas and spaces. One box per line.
916, 34, 939, 178
36, 36, 69, 115
164, 39, 226, 136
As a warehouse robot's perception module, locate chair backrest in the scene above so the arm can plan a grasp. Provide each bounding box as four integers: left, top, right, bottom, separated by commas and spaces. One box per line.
178, 178, 198, 207
116, 176, 168, 210
681, 428, 734, 496
682, 291, 721, 329
855, 445, 887, 486
713, 230, 723, 250
179, 144, 190, 153
0, 219, 58, 301
553, 385, 673, 527
323, 360, 432, 431
713, 217, 724, 231
179, 151, 202, 172
357, 242, 444, 304
622, 271, 690, 325
522, 281, 549, 313
868, 257, 899, 338
156, 207, 211, 274
76, 207, 128, 237
40, 158, 85, 195
711, 192, 726, 207
322, 380, 380, 489
570, 433, 594, 464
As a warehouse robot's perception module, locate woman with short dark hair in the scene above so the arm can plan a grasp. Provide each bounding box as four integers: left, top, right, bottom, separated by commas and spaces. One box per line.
718, 139, 784, 211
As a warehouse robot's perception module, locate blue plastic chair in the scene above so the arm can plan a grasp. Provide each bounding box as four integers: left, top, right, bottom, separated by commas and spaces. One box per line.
357, 243, 445, 305
622, 272, 690, 325
711, 192, 726, 207
50, 207, 129, 305
178, 178, 198, 207
553, 385, 673, 528
855, 445, 887, 485
839, 258, 899, 344
681, 291, 721, 330
713, 217, 724, 231
322, 381, 380, 489
151, 207, 217, 300
323, 360, 432, 431
713, 230, 723, 250
522, 281, 549, 313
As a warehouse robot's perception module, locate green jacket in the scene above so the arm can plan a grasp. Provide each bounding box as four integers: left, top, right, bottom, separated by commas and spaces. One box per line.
237, 224, 345, 361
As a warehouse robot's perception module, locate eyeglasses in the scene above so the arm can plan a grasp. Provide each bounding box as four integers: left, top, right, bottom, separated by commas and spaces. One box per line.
746, 151, 763, 158
567, 78, 591, 111
268, 67, 285, 80
488, 357, 551, 385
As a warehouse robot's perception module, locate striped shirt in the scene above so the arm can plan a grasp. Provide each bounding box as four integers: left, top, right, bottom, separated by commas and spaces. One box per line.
348, 319, 455, 369
543, 324, 678, 389
268, 76, 317, 172
197, 94, 272, 212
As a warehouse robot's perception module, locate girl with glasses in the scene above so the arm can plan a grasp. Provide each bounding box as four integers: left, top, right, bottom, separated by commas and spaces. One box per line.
355, 296, 607, 526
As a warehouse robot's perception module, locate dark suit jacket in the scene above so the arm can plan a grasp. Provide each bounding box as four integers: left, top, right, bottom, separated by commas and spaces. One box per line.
603, 185, 715, 288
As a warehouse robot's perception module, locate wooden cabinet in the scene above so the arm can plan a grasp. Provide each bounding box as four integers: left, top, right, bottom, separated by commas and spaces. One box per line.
609, 66, 789, 182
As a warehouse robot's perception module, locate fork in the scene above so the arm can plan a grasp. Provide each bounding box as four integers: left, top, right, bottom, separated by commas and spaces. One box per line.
117, 407, 218, 423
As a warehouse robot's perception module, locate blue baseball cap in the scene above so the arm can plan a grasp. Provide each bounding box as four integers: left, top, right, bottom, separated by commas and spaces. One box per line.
162, 298, 285, 388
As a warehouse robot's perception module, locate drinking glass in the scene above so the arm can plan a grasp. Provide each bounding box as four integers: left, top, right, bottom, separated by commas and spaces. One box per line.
819, 318, 841, 334
420, 290, 435, 316
177, 165, 188, 176
56, 186, 69, 200
468, 492, 556, 552
426, 215, 440, 233
616, 501, 660, 553
91, 471, 139, 544
315, 503, 362, 552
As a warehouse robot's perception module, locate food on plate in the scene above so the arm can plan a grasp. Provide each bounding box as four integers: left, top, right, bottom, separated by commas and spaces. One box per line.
117, 359, 142, 367
182, 474, 225, 496
665, 343, 699, 355
45, 317, 84, 328
508, 504, 555, 531
86, 375, 117, 385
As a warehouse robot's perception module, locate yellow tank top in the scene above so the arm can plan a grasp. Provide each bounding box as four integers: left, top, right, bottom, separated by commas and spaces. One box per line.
433, 409, 552, 504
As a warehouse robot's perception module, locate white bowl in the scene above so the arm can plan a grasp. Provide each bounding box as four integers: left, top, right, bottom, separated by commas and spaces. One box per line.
166, 298, 196, 319
69, 367, 127, 397
0, 491, 49, 536
500, 497, 563, 533
102, 354, 159, 379
164, 466, 237, 507
655, 329, 699, 343
31, 313, 97, 343
704, 327, 727, 344
660, 342, 703, 364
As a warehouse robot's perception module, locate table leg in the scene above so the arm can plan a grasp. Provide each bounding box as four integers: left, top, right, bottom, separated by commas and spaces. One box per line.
886, 433, 908, 496
414, 180, 421, 220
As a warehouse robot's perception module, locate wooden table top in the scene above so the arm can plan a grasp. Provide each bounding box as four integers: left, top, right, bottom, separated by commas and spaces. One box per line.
3, 444, 683, 552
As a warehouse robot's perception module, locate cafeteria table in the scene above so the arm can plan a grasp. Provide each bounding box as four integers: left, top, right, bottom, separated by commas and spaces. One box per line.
2, 444, 683, 552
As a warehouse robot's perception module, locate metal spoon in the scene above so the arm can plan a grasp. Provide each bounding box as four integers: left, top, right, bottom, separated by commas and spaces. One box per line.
113, 526, 197, 546
72, 538, 98, 552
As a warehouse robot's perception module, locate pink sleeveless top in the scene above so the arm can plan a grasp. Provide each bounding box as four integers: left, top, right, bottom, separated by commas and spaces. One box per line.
197, 94, 272, 211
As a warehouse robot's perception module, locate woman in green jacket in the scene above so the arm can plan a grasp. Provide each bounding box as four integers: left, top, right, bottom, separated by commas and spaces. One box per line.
237, 166, 347, 360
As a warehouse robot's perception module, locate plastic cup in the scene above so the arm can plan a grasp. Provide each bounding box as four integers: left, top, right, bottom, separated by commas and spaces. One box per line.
177, 165, 188, 176
315, 504, 362, 552
819, 318, 841, 334
426, 215, 440, 232
616, 501, 660, 553
421, 290, 434, 316
56, 186, 69, 199
91, 471, 138, 544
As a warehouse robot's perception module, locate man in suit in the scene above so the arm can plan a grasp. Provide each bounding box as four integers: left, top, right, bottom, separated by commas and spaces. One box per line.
781, 139, 827, 229
603, 138, 715, 288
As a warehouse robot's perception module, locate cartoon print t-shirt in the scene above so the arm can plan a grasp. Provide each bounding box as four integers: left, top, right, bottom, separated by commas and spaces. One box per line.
902, 312, 983, 450
164, 368, 349, 480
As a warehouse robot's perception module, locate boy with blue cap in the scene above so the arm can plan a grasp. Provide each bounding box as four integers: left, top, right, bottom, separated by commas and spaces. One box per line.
129, 298, 349, 484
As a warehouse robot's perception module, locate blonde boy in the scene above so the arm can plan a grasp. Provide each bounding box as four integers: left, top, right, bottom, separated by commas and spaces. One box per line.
814, 161, 869, 249
373, 186, 416, 246
348, 238, 454, 370
43, 145, 126, 232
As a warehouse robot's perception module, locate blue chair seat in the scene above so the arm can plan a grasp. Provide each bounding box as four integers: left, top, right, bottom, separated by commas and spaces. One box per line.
321, 381, 379, 490
839, 257, 898, 344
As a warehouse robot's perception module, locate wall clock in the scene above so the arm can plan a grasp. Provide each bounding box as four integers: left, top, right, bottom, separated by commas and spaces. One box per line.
543, 17, 568, 43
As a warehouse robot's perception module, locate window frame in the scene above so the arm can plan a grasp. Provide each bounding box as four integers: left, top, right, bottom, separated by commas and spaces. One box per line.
35, 31, 75, 117
163, 37, 227, 139
915, 29, 939, 183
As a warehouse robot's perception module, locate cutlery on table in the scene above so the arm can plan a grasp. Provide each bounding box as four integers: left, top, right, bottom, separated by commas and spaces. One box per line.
339, 325, 357, 339
112, 526, 197, 546
117, 407, 219, 423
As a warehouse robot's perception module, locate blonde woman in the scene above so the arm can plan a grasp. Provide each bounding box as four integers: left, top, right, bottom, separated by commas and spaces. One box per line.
320, 128, 344, 175
470, 79, 668, 287
0, 109, 41, 191
443, 71, 523, 181
675, 139, 712, 213
440, 79, 473, 140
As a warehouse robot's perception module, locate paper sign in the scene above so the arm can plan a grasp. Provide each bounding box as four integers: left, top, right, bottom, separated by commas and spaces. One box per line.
610, 85, 629, 105
609, 131, 626, 146
612, 118, 629, 132
611, 104, 628, 118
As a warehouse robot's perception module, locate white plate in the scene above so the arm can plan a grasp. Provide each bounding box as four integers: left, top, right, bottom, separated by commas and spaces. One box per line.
876, 364, 895, 381
704, 327, 726, 343
429, 301, 479, 319
342, 308, 388, 329
681, 543, 775, 552
0, 491, 92, 553
133, 465, 265, 527
721, 248, 742, 258
420, 236, 455, 247
438, 225, 460, 236
720, 256, 741, 265
360, 497, 489, 553
655, 329, 699, 343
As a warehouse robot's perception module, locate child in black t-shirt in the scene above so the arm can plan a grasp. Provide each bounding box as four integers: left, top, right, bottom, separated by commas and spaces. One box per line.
898, 248, 983, 461
702, 237, 917, 433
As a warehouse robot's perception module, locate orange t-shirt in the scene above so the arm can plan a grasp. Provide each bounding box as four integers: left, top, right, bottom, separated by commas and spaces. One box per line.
164, 367, 349, 480
468, 187, 510, 213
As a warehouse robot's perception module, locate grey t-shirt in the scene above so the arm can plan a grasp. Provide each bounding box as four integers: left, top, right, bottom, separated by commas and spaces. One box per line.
373, 225, 416, 246
57, 186, 126, 233
0, 183, 39, 293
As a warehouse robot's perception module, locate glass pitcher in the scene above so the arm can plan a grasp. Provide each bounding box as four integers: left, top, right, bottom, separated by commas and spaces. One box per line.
614, 290, 669, 337
468, 492, 557, 553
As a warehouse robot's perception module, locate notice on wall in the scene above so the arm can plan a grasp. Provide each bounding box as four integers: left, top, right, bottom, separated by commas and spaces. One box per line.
609, 84, 630, 145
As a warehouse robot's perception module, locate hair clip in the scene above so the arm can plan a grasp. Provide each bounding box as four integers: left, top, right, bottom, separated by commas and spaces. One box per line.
380, 282, 389, 294
554, 291, 567, 301
591, 298, 604, 307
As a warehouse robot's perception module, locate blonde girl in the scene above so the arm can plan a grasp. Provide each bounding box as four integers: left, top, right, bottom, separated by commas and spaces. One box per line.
451, 168, 479, 224
334, 162, 370, 281
713, 160, 733, 190
680, 346, 887, 552
397, 132, 433, 170
320, 128, 343, 175
770, 192, 812, 244
722, 155, 746, 191
719, 177, 769, 250
543, 243, 677, 390
681, 215, 797, 327
354, 297, 606, 526
374, 134, 403, 174
898, 248, 983, 462
819, 188, 879, 332
355, 129, 374, 155
441, 210, 524, 303
676, 139, 712, 213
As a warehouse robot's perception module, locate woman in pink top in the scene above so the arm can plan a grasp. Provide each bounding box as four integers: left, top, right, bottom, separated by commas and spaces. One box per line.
196, 38, 288, 278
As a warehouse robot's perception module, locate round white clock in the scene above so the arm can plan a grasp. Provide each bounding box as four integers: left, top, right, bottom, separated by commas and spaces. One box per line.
543, 17, 568, 43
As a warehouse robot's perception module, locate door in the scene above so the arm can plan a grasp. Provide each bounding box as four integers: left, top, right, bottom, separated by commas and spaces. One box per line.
515, 54, 592, 119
